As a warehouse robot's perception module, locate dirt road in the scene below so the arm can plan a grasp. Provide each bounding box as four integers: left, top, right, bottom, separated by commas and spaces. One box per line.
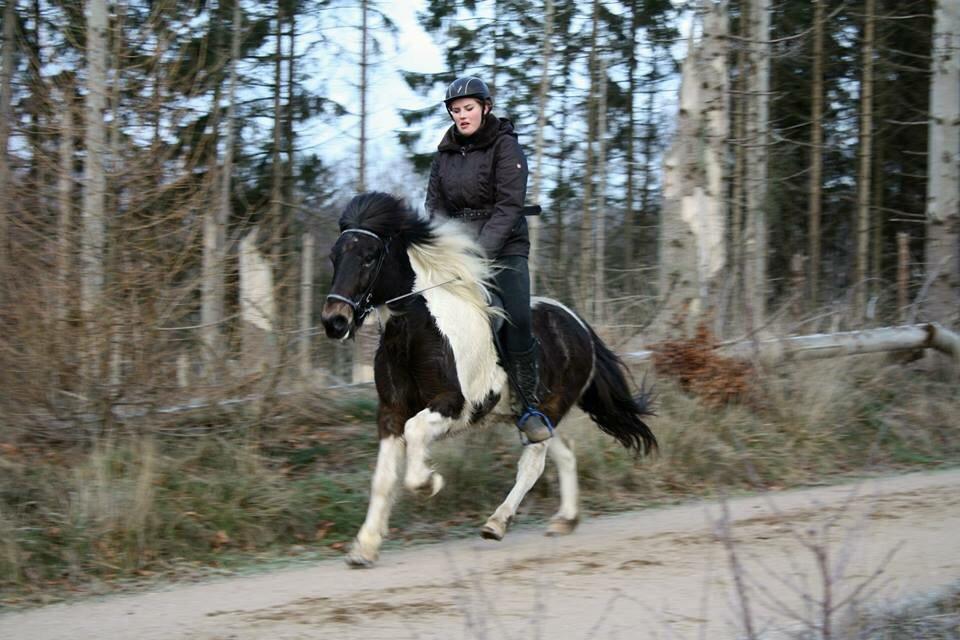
3, 468, 959, 640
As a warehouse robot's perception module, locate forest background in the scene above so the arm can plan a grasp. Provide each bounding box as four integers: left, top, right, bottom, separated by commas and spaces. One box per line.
0, 0, 958, 604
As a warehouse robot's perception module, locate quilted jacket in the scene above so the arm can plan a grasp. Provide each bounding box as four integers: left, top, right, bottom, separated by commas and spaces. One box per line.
425, 114, 530, 259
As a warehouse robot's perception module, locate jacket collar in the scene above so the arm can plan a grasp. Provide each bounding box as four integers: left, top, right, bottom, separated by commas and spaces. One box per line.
438, 114, 514, 152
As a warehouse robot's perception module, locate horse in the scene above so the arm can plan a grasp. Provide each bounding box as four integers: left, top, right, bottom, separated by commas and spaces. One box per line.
320, 192, 656, 568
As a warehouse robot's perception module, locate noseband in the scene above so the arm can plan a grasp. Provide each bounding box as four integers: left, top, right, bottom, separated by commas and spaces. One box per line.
326, 228, 391, 326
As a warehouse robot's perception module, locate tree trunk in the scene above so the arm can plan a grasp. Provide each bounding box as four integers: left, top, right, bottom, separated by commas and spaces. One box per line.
579, 0, 600, 315
655, 4, 728, 335
897, 232, 910, 322
56, 84, 75, 355
638, 67, 657, 293
528, 0, 554, 294
924, 0, 960, 324
353, 0, 374, 383
552, 48, 573, 299
729, 3, 748, 331
108, 0, 126, 389
202, 0, 241, 379
627, 324, 960, 369
358, 0, 368, 193
719, 324, 960, 367
80, 0, 109, 388
743, 0, 770, 330
807, 0, 825, 309
0, 0, 16, 290
854, 0, 876, 320
299, 230, 314, 377
594, 54, 608, 325
623, 3, 638, 281
240, 227, 276, 376
271, 8, 284, 248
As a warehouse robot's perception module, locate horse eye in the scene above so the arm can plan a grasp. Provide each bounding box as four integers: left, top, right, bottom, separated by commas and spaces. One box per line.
363, 255, 376, 267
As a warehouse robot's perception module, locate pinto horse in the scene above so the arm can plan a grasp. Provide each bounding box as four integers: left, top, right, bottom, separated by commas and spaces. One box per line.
321, 192, 656, 568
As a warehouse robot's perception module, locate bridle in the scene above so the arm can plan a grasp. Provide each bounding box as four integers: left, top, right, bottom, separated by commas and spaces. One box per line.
325, 228, 391, 327
325, 227, 462, 332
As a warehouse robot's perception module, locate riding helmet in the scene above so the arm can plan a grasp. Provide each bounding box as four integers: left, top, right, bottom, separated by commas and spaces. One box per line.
443, 76, 493, 109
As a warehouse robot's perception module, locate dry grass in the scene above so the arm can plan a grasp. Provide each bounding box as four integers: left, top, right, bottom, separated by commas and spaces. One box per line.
0, 352, 957, 604
832, 584, 960, 639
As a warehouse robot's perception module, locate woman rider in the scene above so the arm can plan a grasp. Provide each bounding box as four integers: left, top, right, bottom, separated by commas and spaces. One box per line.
425, 76, 553, 444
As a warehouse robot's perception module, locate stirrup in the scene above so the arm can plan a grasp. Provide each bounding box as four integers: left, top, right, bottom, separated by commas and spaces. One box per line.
517, 408, 554, 445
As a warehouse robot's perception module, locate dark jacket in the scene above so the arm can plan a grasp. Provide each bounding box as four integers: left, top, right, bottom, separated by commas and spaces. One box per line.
425, 114, 530, 259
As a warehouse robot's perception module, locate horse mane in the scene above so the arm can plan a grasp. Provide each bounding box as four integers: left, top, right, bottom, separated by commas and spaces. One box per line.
340, 192, 504, 405
339, 192, 497, 320
339, 191, 433, 246
406, 218, 498, 317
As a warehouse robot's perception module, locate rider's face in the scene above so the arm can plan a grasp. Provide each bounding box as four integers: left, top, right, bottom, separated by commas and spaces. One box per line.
448, 98, 487, 137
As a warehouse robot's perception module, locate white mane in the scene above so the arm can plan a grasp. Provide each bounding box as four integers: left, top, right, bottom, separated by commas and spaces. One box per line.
405, 219, 507, 407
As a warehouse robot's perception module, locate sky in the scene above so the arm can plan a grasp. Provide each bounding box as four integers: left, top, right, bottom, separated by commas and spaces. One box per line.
302, 1, 691, 205
302, 0, 449, 201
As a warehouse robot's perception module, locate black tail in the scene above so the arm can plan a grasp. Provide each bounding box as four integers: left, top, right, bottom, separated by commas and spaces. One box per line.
578, 325, 658, 456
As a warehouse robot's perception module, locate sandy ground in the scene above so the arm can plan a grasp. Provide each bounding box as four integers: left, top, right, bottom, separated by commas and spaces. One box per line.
3, 468, 960, 640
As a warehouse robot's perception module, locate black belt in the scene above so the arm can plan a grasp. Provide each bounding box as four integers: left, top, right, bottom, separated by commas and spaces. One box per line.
449, 207, 494, 221
449, 205, 542, 220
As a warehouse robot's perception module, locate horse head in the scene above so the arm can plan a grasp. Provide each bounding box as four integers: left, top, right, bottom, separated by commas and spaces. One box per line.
321, 192, 426, 340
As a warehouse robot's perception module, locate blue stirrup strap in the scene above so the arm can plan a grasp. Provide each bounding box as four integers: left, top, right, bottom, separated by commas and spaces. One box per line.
516, 408, 555, 445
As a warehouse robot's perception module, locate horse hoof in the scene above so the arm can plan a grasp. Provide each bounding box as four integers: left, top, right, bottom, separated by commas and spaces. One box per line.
480, 519, 505, 541
545, 516, 579, 537
345, 550, 376, 569
344, 540, 377, 568
428, 472, 445, 497
406, 471, 445, 497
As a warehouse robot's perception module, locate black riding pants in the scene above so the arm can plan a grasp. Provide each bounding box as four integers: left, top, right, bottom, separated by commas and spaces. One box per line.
493, 255, 535, 354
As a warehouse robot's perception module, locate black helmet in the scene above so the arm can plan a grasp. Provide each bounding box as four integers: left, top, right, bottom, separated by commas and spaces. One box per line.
443, 76, 492, 108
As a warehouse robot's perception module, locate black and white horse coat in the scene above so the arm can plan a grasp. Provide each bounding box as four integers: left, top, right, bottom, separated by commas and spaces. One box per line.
321, 193, 656, 567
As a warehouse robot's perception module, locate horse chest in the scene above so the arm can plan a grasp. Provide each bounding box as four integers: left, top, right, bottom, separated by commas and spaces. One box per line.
377, 311, 460, 397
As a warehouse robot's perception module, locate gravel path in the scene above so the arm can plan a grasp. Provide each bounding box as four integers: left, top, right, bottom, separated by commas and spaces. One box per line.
4, 468, 960, 639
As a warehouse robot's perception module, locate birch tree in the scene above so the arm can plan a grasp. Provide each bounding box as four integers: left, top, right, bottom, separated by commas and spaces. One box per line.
80, 0, 108, 384
925, 0, 960, 323
656, 3, 728, 333
743, 0, 770, 330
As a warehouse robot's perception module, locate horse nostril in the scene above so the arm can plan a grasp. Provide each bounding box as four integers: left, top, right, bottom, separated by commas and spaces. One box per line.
323, 313, 349, 339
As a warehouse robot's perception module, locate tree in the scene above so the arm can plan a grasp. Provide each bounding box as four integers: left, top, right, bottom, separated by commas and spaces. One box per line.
202, 0, 244, 379
807, 0, 825, 308
579, 0, 600, 313
527, 0, 554, 292
743, 0, 770, 330
656, 2, 728, 334
0, 0, 15, 282
924, 0, 960, 323
854, 0, 876, 319
80, 0, 108, 388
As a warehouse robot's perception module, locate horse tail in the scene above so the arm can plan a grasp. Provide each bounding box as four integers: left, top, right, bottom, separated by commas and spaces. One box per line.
577, 324, 658, 456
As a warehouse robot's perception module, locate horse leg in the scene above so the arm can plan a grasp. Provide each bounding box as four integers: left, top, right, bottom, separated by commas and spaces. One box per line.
545, 435, 580, 536
481, 440, 549, 540
346, 435, 405, 568
403, 408, 453, 496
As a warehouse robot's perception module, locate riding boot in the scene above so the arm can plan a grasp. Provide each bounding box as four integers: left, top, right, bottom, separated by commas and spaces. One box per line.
508, 341, 554, 443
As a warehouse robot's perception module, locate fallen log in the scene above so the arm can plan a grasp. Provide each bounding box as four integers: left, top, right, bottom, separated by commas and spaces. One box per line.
624, 323, 960, 368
